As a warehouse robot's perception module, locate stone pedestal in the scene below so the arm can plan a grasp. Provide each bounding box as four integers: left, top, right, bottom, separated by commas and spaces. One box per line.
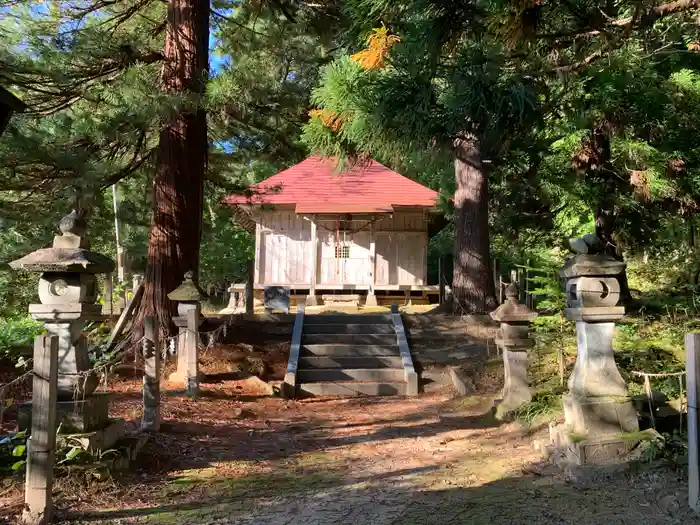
552, 250, 639, 465
498, 348, 532, 416
490, 283, 537, 420
29, 303, 103, 400
19, 394, 124, 453
19, 393, 110, 433
305, 294, 319, 307
365, 294, 378, 307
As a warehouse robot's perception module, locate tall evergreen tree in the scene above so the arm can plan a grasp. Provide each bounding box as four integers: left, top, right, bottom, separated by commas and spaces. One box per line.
302, 9, 541, 313
141, 0, 210, 329
1, 0, 343, 330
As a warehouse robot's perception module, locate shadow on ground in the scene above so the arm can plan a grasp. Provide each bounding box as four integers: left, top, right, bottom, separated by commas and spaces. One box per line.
60, 457, 699, 525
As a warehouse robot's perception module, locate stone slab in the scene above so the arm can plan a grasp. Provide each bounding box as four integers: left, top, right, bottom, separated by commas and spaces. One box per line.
19, 393, 111, 433
297, 381, 407, 397
494, 338, 534, 348
28, 303, 104, 322
563, 393, 639, 436
56, 418, 126, 454
449, 365, 475, 396
9, 247, 115, 274
559, 255, 626, 279
564, 307, 625, 322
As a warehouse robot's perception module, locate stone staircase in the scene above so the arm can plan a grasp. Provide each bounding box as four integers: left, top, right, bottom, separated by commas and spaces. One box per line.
283, 308, 418, 397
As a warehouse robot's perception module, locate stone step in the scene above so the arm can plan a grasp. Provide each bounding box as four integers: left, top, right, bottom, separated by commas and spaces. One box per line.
299, 356, 403, 369
301, 333, 397, 346
297, 368, 405, 382
297, 381, 407, 397
303, 314, 392, 325
303, 323, 395, 335
300, 344, 399, 357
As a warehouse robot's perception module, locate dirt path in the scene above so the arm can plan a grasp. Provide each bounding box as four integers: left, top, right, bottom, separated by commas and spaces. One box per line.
2, 341, 698, 525
48, 385, 697, 525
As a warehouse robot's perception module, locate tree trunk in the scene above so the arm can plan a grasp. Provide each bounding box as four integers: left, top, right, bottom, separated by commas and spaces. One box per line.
452, 135, 498, 314
139, 0, 209, 334
590, 126, 633, 305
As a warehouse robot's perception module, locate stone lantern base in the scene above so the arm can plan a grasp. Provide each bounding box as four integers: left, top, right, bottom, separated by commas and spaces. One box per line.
18, 393, 125, 454
548, 423, 642, 466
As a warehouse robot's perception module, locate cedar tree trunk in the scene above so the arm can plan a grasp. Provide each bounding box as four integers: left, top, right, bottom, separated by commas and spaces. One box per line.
589, 127, 632, 304
452, 135, 498, 313
140, 0, 209, 333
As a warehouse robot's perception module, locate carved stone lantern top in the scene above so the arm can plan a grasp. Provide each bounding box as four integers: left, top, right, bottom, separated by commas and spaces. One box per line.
168, 271, 207, 320
490, 283, 538, 324
168, 271, 207, 303
559, 235, 625, 322
559, 254, 626, 280
558, 234, 625, 279
9, 210, 114, 275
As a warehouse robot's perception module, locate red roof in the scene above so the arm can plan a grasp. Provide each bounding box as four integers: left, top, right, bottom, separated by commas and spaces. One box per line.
222, 156, 439, 213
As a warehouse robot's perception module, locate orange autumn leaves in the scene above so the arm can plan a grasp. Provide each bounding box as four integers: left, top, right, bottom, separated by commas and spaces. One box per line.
310, 25, 400, 132
309, 109, 347, 132
350, 25, 400, 70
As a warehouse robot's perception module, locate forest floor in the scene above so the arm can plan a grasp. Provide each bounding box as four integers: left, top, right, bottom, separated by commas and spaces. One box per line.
1, 340, 698, 525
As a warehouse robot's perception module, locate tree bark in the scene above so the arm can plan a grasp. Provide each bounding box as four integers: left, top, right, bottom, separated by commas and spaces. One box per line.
139, 0, 209, 334
590, 127, 633, 305
452, 135, 498, 314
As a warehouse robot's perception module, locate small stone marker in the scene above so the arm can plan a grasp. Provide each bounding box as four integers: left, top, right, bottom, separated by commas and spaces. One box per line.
489, 283, 537, 419
168, 271, 205, 397
21, 335, 58, 525
141, 316, 160, 431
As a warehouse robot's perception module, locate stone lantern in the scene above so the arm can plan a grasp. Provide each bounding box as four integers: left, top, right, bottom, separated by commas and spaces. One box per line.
12, 210, 125, 452
10, 210, 114, 400
490, 282, 538, 419
551, 236, 639, 464
168, 271, 206, 395
0, 85, 26, 137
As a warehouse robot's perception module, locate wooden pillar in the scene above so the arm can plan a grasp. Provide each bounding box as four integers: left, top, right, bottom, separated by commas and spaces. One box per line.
687, 333, 700, 513
253, 222, 261, 284
103, 273, 113, 316
366, 219, 377, 306
492, 260, 499, 301
185, 306, 200, 397
245, 260, 254, 315
308, 215, 318, 306
141, 316, 160, 432
22, 335, 58, 525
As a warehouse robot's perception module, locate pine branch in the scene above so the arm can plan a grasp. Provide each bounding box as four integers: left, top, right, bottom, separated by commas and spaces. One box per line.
4, 49, 163, 115
538, 0, 700, 41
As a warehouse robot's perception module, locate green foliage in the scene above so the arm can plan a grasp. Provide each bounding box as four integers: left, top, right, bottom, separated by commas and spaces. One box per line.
0, 317, 44, 360
0, 0, 342, 320
0, 431, 27, 474
638, 431, 688, 469
515, 390, 562, 426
